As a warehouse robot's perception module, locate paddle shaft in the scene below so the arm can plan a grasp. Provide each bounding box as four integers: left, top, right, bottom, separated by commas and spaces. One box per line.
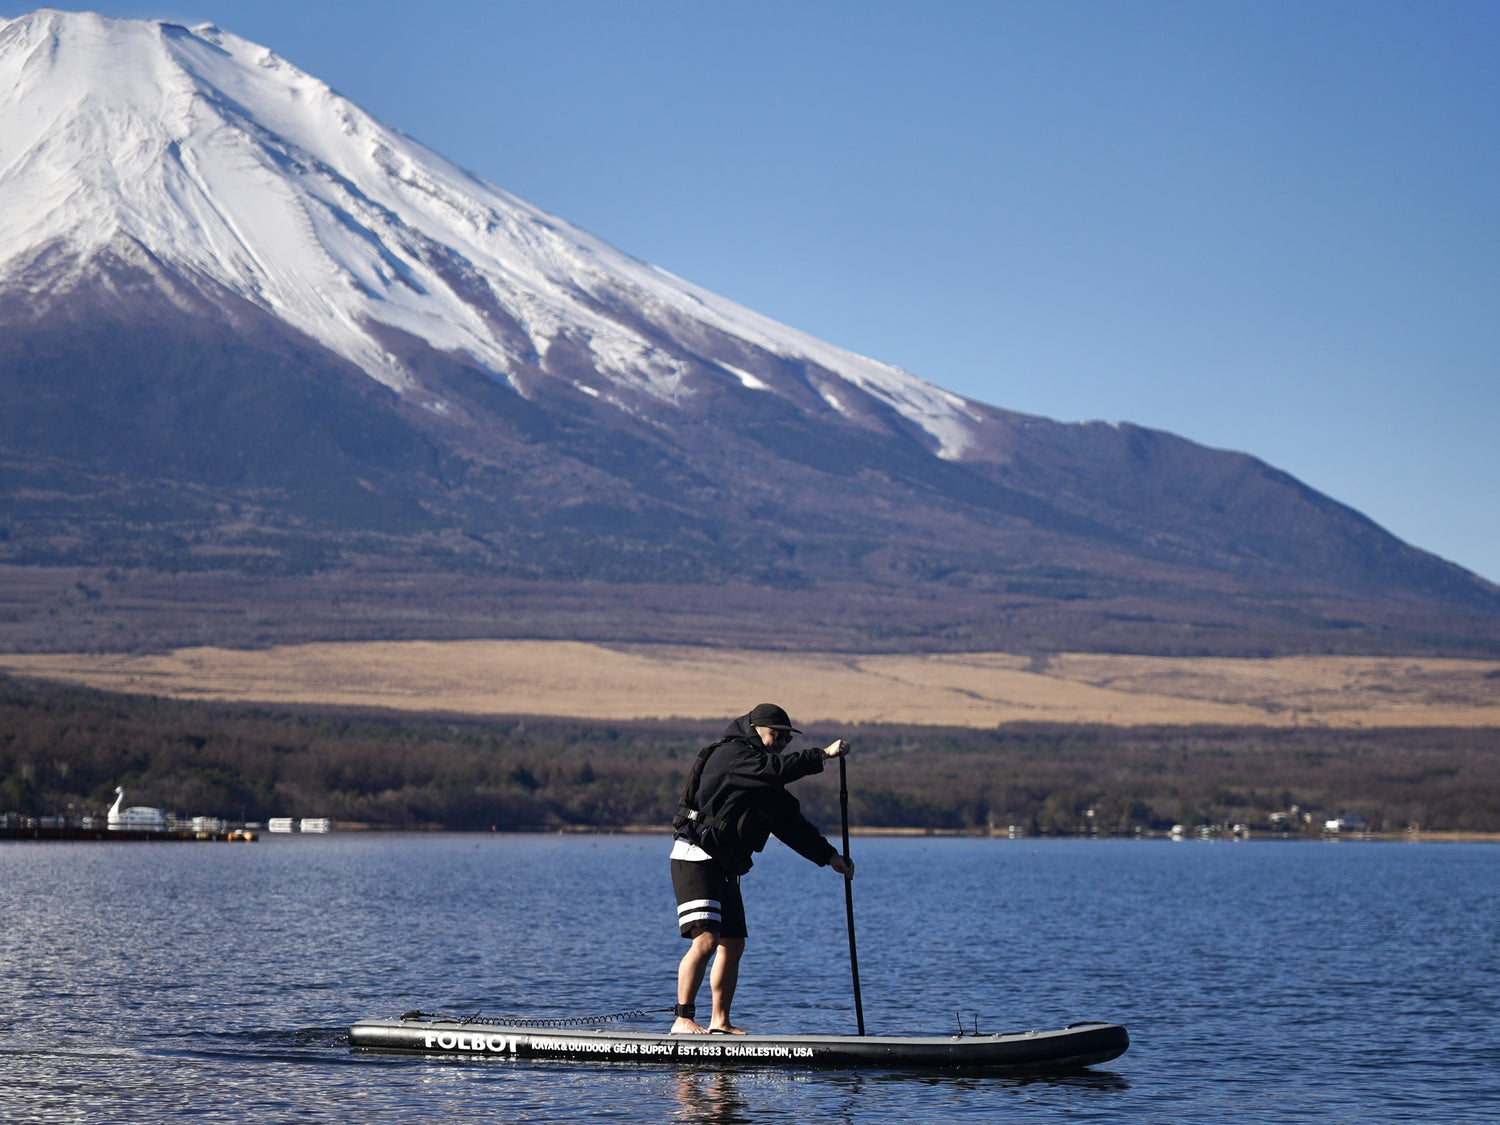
838, 753, 866, 1036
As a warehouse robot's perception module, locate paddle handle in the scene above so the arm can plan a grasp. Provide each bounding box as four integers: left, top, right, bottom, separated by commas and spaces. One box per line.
839, 753, 866, 1036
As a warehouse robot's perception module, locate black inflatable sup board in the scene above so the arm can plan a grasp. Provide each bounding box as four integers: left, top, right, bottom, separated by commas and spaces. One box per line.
349, 1014, 1128, 1071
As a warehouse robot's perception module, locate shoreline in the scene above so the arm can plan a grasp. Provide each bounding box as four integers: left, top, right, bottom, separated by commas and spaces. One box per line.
326, 824, 1500, 843
8, 819, 1494, 844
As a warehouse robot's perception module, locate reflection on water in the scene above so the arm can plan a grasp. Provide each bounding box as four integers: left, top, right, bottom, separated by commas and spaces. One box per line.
670, 1068, 753, 1124
1, 834, 1496, 1122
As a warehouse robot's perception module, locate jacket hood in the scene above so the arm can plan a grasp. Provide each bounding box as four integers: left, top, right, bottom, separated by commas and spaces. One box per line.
723, 713, 757, 741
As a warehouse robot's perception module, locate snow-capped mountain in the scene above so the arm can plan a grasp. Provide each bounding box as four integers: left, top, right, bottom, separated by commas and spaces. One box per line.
2, 9, 1496, 656
0, 9, 979, 458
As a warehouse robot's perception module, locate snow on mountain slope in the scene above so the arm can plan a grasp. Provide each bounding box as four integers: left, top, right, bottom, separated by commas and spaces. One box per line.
0, 9, 982, 457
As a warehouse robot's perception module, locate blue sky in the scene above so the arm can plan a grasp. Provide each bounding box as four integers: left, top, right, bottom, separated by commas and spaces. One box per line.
7, 2, 1498, 581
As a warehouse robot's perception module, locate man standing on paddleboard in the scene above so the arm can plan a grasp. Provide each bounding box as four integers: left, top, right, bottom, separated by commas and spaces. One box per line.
669, 703, 853, 1034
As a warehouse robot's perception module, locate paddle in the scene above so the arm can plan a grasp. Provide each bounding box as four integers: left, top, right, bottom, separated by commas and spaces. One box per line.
838, 753, 866, 1036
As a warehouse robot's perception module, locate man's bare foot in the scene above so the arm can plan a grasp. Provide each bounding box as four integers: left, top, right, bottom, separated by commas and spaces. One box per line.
709, 1025, 748, 1034
671, 1017, 709, 1034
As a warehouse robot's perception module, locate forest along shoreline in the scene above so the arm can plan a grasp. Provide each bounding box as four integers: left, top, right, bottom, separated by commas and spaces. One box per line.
3, 673, 1497, 838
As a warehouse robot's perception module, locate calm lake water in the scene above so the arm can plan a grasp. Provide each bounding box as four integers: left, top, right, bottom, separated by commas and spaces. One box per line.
2, 833, 1497, 1123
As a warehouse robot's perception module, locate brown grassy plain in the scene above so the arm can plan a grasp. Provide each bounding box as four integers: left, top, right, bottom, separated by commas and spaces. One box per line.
1, 642, 1498, 727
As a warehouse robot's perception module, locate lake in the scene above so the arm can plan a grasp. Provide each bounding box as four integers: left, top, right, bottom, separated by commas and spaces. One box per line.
2, 833, 1496, 1122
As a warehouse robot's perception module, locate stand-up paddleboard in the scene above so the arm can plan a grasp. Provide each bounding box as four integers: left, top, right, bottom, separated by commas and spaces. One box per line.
348, 1013, 1128, 1071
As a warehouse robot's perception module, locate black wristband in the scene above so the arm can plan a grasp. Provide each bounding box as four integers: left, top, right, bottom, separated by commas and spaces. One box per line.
674, 1002, 696, 1019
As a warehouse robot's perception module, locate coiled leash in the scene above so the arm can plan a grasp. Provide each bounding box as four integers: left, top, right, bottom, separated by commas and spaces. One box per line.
400, 1006, 675, 1028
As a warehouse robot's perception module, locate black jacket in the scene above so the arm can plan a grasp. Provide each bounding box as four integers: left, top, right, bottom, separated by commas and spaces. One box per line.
675, 714, 838, 877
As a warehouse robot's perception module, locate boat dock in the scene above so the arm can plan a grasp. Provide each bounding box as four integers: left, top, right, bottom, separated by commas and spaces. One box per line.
0, 814, 257, 842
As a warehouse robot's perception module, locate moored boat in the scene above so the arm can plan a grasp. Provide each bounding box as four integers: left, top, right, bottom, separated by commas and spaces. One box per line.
107, 787, 166, 832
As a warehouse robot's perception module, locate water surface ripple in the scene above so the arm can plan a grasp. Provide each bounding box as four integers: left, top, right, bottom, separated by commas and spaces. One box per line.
2, 835, 1496, 1122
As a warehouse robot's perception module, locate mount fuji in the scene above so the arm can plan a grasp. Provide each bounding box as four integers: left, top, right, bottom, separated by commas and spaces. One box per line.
1, 9, 1496, 655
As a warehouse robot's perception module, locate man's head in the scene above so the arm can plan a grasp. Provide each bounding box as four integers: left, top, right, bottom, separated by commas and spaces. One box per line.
748, 702, 800, 747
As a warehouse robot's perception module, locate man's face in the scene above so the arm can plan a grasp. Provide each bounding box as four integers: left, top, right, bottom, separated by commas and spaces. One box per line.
754, 725, 792, 748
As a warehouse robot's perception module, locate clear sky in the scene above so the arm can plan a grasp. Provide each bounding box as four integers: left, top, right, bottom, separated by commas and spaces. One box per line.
7, 2, 1497, 581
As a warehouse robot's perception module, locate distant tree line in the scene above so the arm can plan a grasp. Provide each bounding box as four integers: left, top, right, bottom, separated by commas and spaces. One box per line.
2, 674, 1497, 834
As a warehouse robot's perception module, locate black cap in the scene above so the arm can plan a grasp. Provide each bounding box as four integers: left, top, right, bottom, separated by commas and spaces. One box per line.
747, 703, 801, 733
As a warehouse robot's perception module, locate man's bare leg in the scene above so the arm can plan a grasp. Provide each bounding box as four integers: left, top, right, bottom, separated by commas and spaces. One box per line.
672, 929, 716, 1033
709, 937, 747, 1033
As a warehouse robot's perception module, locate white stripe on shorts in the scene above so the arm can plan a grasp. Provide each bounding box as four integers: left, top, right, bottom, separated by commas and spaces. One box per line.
677, 898, 721, 927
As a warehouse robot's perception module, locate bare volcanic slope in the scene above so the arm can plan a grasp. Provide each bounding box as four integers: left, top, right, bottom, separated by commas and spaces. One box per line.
1, 11, 1496, 656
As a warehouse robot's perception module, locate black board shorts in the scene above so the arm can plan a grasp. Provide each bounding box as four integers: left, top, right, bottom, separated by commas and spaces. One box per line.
671, 857, 747, 939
